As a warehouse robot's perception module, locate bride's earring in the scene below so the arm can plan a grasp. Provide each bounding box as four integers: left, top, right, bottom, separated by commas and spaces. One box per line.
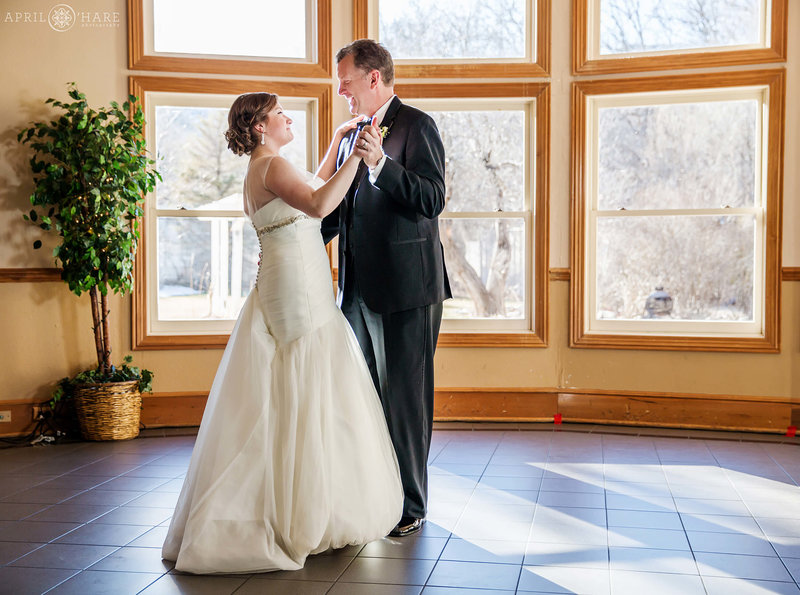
261, 132, 266, 145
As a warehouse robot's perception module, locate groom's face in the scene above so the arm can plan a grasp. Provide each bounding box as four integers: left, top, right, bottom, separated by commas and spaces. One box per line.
337, 54, 377, 117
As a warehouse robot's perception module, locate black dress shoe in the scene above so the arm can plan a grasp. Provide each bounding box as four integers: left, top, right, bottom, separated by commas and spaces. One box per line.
389, 517, 424, 537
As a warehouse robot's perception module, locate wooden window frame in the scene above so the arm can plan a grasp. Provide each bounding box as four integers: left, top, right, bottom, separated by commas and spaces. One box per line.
392, 83, 550, 347
354, 0, 550, 77
128, 0, 331, 78
129, 76, 332, 350
570, 69, 785, 352
573, 0, 788, 75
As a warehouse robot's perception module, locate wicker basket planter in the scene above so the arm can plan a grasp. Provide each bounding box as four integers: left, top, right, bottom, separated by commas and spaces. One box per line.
73, 380, 142, 441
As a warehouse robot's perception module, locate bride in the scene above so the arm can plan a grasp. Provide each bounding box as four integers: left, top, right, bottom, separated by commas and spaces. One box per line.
161, 92, 403, 574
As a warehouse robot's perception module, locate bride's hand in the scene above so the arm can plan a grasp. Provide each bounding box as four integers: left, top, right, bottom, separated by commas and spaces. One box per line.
334, 116, 363, 141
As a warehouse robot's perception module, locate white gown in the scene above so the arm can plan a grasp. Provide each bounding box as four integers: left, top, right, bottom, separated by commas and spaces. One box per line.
162, 182, 403, 574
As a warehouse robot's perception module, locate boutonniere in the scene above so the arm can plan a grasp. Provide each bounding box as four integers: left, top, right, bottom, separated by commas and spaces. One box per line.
379, 126, 390, 139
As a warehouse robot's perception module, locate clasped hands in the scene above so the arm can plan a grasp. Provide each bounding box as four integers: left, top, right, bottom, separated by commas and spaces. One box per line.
341, 116, 383, 169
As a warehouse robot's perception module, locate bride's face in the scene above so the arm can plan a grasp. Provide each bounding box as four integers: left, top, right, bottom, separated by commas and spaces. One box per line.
261, 103, 294, 146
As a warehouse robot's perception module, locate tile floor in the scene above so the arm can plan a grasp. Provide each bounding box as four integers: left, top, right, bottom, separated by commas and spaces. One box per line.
0, 424, 799, 594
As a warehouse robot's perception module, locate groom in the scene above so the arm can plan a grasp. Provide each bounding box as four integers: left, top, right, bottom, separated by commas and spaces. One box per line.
322, 39, 451, 537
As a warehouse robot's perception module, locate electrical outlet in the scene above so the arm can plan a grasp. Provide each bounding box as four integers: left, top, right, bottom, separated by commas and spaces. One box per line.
0, 410, 11, 423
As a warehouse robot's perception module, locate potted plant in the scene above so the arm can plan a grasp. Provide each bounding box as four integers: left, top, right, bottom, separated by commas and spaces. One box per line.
18, 83, 159, 441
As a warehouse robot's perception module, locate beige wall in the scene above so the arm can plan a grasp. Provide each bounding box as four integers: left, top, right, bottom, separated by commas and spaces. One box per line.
1, 1, 798, 408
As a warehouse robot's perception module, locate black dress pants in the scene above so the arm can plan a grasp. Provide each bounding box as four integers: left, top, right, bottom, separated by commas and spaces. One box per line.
339, 254, 443, 520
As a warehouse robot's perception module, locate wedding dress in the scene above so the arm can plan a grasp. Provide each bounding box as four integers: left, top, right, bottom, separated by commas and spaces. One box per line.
162, 172, 403, 574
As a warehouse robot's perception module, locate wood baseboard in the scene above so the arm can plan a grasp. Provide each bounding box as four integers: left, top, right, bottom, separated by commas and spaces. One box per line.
142, 388, 799, 434
3, 388, 796, 438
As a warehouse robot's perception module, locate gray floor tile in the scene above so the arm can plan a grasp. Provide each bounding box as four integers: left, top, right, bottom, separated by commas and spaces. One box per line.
518, 565, 610, 594
47, 569, 162, 594
605, 494, 676, 513
0, 520, 81, 543
54, 522, 152, 546
27, 504, 116, 523
359, 536, 448, 560
338, 557, 436, 585
524, 542, 609, 569
0, 487, 84, 505
440, 538, 525, 565
609, 546, 699, 575
782, 556, 800, 584
608, 527, 690, 551
99, 476, 172, 492
687, 531, 778, 556
610, 569, 706, 594
126, 526, 169, 548
88, 545, 174, 573
330, 583, 422, 594
63, 489, 145, 506
695, 551, 794, 581
257, 553, 354, 582
0, 540, 45, 565
9, 543, 117, 569
139, 573, 250, 595
0, 502, 49, 521
607, 510, 683, 530
0, 566, 78, 595
426, 560, 520, 590
120, 466, 187, 480
674, 497, 751, 515
540, 478, 604, 493
92, 506, 172, 526
758, 518, 800, 538
702, 576, 800, 595
529, 521, 608, 546
536, 491, 606, 509
123, 492, 180, 509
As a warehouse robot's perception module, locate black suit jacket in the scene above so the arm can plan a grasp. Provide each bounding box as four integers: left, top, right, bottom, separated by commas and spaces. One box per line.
321, 97, 451, 314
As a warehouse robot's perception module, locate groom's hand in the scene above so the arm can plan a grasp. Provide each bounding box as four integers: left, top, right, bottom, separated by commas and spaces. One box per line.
354, 121, 384, 169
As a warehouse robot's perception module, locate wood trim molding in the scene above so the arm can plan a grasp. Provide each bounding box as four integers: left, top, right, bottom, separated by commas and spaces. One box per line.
353, 0, 369, 39
549, 268, 570, 282
572, 0, 788, 75
128, 76, 332, 351
437, 333, 545, 348
353, 0, 550, 78
134, 388, 800, 435
434, 388, 796, 433
570, 70, 784, 353
396, 82, 550, 348
127, 0, 332, 78
5, 388, 797, 436
783, 267, 800, 281
0, 268, 62, 283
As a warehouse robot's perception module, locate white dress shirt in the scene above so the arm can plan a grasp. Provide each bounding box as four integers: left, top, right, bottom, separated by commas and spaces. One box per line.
366, 95, 396, 184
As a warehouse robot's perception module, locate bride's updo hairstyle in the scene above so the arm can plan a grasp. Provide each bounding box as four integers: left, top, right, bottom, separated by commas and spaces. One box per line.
225, 92, 278, 156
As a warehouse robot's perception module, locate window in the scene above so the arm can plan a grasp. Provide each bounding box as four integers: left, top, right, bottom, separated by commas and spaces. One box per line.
356, 0, 550, 77
571, 70, 784, 351
397, 84, 550, 346
128, 0, 331, 77
573, 0, 787, 73
130, 77, 332, 349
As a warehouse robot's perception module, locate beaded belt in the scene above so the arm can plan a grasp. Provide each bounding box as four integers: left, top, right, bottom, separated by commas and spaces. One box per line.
253, 213, 310, 236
